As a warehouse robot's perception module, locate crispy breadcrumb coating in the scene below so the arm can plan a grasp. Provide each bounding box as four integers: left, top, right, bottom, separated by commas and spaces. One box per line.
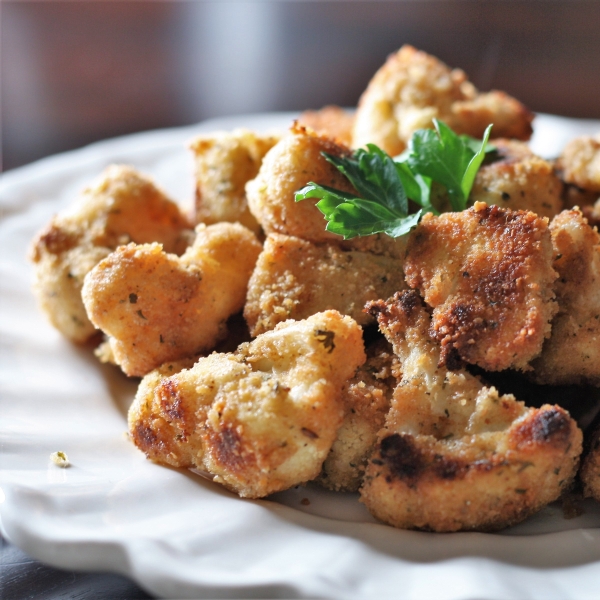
189, 129, 279, 234
29, 165, 193, 342
352, 45, 533, 156
316, 338, 399, 492
82, 222, 261, 377
361, 291, 582, 532
246, 123, 355, 244
298, 105, 355, 147
470, 140, 563, 219
246, 124, 407, 257
128, 311, 366, 498
404, 203, 557, 371
529, 210, 600, 385
244, 233, 408, 336
557, 133, 600, 192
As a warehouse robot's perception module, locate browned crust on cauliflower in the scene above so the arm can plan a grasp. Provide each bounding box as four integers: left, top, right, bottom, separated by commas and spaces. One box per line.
404, 203, 557, 371
128, 311, 366, 498
451, 90, 534, 142
298, 105, 355, 147
557, 134, 600, 193
470, 140, 564, 220
360, 291, 582, 532
316, 338, 399, 492
82, 222, 261, 377
244, 233, 408, 336
246, 123, 354, 244
352, 45, 532, 156
189, 129, 279, 234
29, 165, 193, 342
529, 209, 600, 385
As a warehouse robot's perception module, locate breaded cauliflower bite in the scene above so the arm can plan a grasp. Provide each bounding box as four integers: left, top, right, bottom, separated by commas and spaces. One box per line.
244, 233, 408, 336
128, 311, 366, 498
557, 133, 600, 192
317, 338, 400, 492
298, 105, 355, 147
470, 140, 564, 220
360, 291, 582, 532
246, 123, 357, 244
29, 165, 193, 342
530, 210, 600, 385
404, 203, 557, 371
82, 222, 261, 377
246, 124, 408, 256
190, 129, 279, 234
352, 45, 533, 156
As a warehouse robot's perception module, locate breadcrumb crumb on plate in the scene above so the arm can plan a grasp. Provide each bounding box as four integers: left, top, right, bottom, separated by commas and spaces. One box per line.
49, 451, 70, 468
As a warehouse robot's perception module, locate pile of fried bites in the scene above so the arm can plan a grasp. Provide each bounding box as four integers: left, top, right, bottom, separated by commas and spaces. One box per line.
30, 46, 600, 532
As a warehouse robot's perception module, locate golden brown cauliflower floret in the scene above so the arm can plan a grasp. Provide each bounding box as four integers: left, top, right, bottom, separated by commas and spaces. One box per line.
470, 140, 563, 220
189, 129, 279, 234
557, 133, 600, 192
404, 203, 557, 371
352, 45, 533, 156
244, 233, 408, 336
298, 105, 355, 147
128, 311, 366, 498
29, 165, 192, 342
316, 338, 399, 492
246, 124, 406, 257
360, 291, 582, 532
82, 222, 262, 377
529, 210, 600, 386
246, 123, 356, 244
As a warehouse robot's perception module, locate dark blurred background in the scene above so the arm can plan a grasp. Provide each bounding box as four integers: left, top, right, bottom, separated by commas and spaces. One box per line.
3, 0, 600, 171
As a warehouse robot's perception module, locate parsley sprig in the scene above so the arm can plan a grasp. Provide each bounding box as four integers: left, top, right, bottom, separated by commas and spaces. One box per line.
295, 119, 493, 239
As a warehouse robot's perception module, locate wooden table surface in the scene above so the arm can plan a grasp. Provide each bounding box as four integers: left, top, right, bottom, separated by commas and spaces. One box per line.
0, 534, 153, 599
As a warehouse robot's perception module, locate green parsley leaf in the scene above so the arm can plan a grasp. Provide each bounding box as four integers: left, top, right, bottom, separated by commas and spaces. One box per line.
393, 160, 436, 215
460, 133, 496, 155
407, 119, 492, 212
461, 124, 493, 201
295, 182, 421, 239
323, 144, 408, 216
295, 119, 493, 239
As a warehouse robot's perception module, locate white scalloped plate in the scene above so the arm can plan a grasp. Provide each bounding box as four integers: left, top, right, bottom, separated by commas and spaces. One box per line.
2, 113, 600, 600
